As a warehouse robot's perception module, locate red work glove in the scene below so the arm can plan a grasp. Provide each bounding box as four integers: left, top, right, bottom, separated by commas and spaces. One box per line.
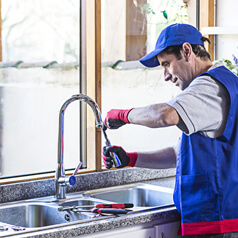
104, 109, 133, 129
103, 146, 138, 169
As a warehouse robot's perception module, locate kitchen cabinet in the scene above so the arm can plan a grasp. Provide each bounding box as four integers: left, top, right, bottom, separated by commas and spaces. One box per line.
81, 226, 155, 238
155, 221, 180, 238
79, 221, 180, 238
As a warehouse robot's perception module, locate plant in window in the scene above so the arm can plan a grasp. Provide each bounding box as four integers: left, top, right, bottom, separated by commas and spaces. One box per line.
216, 56, 238, 76
161, 10, 168, 20
232, 54, 238, 67
141, 3, 155, 15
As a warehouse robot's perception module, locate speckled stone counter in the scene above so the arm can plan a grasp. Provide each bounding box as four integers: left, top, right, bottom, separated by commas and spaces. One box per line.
0, 168, 179, 237
0, 167, 176, 203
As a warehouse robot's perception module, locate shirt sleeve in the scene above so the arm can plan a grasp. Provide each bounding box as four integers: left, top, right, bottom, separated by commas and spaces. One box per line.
166, 75, 230, 138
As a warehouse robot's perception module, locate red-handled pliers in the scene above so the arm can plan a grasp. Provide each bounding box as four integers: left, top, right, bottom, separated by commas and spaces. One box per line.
58, 203, 133, 214
95, 203, 133, 209
69, 207, 128, 215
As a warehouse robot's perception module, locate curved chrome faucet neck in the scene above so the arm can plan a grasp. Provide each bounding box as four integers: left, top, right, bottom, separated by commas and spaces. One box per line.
55, 94, 103, 200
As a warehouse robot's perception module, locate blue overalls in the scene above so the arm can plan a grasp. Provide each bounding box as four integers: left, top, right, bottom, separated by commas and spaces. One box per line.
173, 66, 238, 236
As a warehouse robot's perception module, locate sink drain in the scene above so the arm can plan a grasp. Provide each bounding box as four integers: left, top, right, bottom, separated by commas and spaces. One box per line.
64, 214, 71, 222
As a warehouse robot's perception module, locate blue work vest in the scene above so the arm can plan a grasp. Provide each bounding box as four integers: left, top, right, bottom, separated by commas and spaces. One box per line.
173, 66, 238, 236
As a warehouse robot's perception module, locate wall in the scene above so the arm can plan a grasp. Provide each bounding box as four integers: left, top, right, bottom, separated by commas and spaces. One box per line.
216, 0, 238, 61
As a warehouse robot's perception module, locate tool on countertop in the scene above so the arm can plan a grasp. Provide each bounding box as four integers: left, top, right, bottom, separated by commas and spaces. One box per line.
78, 208, 128, 215
59, 203, 133, 210
58, 206, 128, 215
102, 124, 121, 167
95, 203, 133, 209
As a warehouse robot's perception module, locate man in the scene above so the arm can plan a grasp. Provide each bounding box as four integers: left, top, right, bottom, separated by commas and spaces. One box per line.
102, 23, 238, 237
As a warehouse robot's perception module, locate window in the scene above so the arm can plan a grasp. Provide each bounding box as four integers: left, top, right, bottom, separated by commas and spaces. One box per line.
2, 1, 79, 62
101, 0, 189, 155
101, 0, 188, 64
0, 0, 81, 178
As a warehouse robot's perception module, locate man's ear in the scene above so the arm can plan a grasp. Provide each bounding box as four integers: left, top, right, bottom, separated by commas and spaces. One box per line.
182, 42, 192, 61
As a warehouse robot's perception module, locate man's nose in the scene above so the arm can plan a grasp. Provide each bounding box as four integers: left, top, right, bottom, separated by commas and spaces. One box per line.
164, 70, 172, 82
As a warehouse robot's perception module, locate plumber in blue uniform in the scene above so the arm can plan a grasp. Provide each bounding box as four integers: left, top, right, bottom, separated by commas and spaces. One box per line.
103, 23, 238, 237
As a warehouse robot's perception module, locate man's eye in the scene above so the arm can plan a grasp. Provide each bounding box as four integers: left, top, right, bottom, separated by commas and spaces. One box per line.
163, 63, 169, 67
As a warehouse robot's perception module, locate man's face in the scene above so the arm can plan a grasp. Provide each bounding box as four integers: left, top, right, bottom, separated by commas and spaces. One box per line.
157, 51, 193, 90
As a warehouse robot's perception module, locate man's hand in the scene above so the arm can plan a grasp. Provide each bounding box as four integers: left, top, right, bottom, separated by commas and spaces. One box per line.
104, 109, 133, 129
103, 146, 138, 169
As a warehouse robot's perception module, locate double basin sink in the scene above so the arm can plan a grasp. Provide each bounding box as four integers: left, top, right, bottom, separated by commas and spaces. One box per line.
0, 183, 174, 231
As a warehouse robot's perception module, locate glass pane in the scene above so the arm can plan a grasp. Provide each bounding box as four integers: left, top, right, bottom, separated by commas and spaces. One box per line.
2, 0, 79, 63
101, 0, 188, 159
101, 0, 188, 63
0, 0, 80, 177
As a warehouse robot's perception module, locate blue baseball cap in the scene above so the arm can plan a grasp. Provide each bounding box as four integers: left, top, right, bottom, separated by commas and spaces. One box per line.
139, 23, 204, 68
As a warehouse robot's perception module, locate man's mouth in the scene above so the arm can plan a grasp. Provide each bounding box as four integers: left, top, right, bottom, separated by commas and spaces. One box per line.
174, 77, 181, 87
172, 77, 178, 84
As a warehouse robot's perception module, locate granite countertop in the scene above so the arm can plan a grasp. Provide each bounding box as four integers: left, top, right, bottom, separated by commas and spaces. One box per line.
0, 168, 180, 237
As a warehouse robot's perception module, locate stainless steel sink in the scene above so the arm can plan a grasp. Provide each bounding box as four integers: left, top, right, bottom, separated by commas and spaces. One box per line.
0, 183, 174, 231
0, 202, 93, 228
84, 183, 174, 208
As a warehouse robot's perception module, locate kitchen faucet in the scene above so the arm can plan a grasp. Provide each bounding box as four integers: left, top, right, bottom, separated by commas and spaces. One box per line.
55, 94, 103, 200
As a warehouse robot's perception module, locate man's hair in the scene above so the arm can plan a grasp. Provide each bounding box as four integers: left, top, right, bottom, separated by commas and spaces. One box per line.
163, 36, 211, 61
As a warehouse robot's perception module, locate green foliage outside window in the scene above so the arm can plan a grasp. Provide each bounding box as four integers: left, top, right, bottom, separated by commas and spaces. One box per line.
216, 55, 238, 76
142, 0, 188, 53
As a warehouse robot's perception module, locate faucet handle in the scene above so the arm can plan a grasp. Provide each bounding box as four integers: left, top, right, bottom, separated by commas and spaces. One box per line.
59, 161, 82, 187
65, 161, 82, 186
73, 162, 82, 175
58, 175, 76, 186
66, 176, 76, 186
